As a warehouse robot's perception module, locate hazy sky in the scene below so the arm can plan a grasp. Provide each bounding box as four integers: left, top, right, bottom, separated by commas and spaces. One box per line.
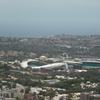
0, 0, 100, 37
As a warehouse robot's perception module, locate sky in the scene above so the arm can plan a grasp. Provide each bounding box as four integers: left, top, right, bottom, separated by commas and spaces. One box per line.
0, 0, 100, 37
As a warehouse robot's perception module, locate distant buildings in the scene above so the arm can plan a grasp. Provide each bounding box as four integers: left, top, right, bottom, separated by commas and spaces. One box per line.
41, 79, 60, 84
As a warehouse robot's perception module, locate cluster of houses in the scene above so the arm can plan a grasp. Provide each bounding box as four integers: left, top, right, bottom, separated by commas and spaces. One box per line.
0, 78, 100, 100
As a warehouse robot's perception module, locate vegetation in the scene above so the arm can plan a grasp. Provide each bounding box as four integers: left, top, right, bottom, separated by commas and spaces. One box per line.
0, 35, 100, 61
39, 90, 55, 99
0, 62, 100, 94
0, 35, 100, 99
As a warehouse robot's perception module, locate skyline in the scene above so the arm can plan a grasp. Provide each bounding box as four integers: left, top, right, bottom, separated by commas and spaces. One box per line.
0, 0, 100, 38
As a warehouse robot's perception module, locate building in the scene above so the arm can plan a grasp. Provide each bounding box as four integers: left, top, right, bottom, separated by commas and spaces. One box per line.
5, 98, 15, 100
0, 96, 5, 100
66, 61, 83, 70
30, 87, 42, 94
23, 93, 38, 100
55, 75, 65, 79
39, 56, 49, 61
80, 93, 90, 100
41, 79, 60, 84
82, 61, 100, 68
24, 93, 33, 100
0, 89, 24, 99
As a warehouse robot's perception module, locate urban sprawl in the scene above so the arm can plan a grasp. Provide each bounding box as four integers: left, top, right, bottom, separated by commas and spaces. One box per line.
0, 35, 100, 100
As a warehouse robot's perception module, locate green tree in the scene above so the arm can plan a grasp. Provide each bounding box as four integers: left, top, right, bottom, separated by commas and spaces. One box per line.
16, 97, 21, 100
45, 91, 55, 99
39, 91, 46, 96
95, 84, 100, 94
20, 89, 24, 93
6, 94, 9, 98
38, 97, 45, 100
66, 98, 71, 100
25, 87, 30, 93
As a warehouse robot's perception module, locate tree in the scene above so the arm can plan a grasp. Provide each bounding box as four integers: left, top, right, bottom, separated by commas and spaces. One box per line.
5, 94, 9, 98
20, 89, 24, 93
12, 83, 16, 88
38, 97, 45, 100
45, 91, 55, 99
0, 83, 2, 88
16, 97, 21, 100
25, 87, 30, 93
66, 98, 71, 100
39, 91, 46, 96
95, 84, 100, 94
